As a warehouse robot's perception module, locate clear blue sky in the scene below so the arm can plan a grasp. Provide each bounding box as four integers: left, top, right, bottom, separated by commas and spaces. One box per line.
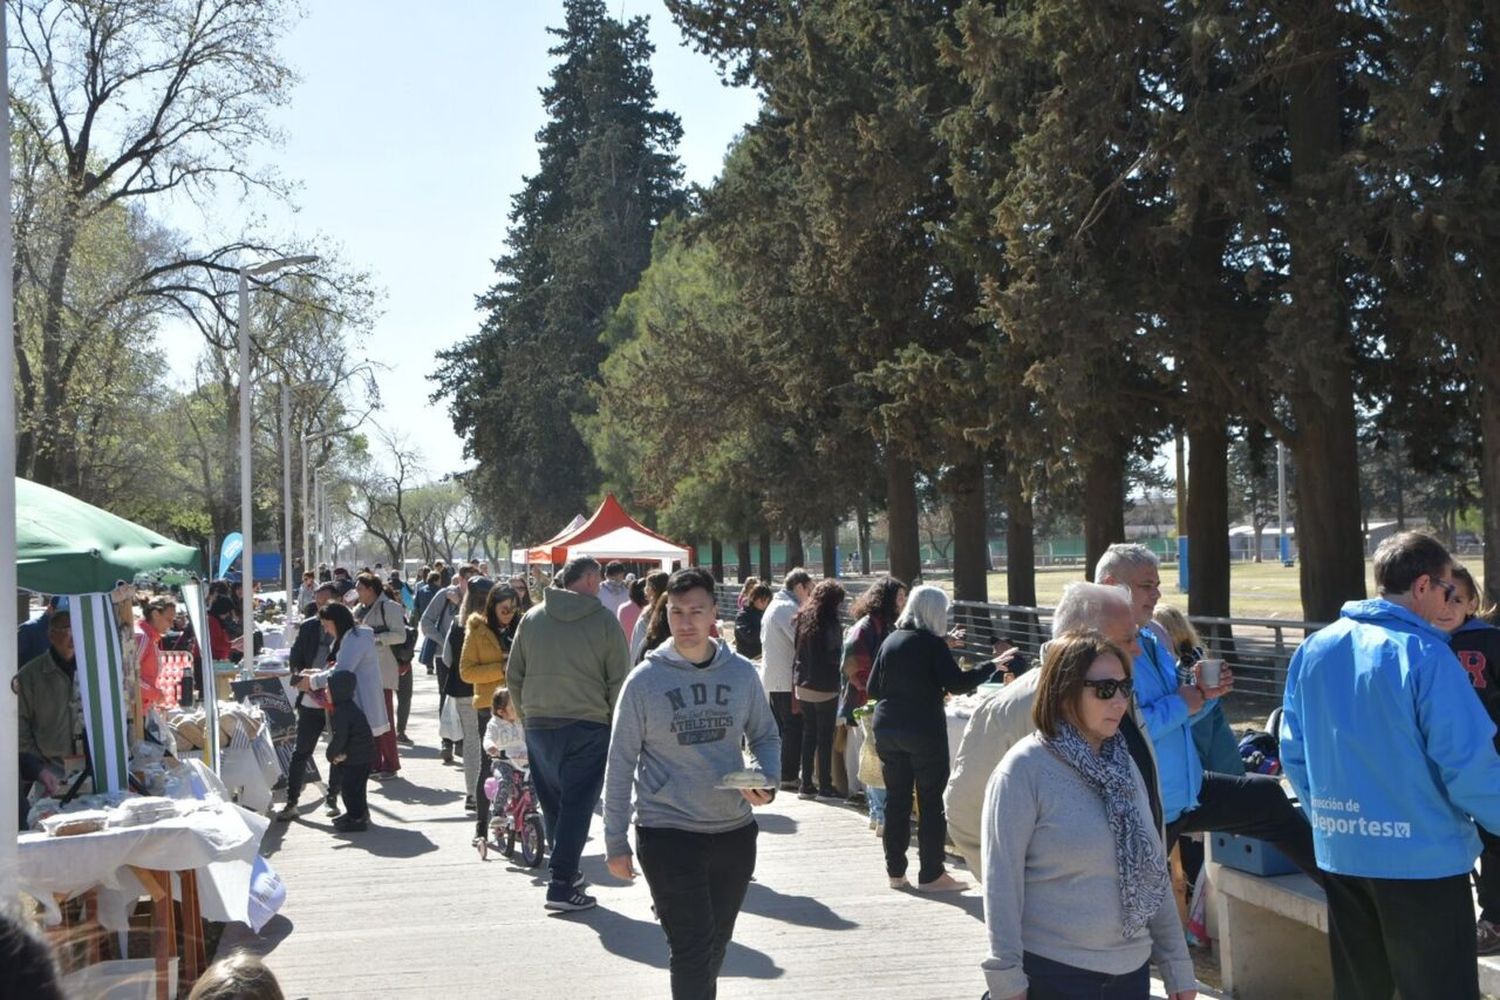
161, 1, 761, 479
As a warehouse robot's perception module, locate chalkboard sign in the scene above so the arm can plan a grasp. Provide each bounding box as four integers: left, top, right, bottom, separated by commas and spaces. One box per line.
231, 675, 318, 784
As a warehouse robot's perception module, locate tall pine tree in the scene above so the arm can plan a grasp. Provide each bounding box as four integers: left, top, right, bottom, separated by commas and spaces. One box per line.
433, 0, 683, 541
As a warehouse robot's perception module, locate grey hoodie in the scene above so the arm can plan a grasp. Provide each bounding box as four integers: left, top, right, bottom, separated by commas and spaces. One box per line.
603, 638, 781, 859
507, 585, 631, 727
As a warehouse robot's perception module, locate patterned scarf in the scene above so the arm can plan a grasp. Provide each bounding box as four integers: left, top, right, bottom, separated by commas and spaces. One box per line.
1040, 721, 1170, 937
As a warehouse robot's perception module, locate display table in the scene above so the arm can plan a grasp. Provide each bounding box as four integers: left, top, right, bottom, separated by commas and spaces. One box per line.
19, 800, 263, 999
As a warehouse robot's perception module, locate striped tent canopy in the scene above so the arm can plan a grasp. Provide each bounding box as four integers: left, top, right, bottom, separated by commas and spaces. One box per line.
71, 594, 131, 792
17, 478, 203, 594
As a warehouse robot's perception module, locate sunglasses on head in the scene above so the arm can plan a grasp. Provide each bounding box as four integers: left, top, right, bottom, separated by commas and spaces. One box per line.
1082, 678, 1133, 700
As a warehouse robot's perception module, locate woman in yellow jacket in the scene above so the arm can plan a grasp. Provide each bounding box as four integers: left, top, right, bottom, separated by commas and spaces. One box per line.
462, 584, 520, 851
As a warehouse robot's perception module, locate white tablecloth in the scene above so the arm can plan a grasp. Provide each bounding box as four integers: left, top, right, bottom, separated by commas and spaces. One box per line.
19, 798, 260, 928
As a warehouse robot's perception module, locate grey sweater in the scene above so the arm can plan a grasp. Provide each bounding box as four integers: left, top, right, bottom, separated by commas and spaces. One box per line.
982, 735, 1194, 998
602, 638, 781, 859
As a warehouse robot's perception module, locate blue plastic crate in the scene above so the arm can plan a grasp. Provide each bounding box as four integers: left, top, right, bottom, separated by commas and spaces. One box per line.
1209, 832, 1301, 877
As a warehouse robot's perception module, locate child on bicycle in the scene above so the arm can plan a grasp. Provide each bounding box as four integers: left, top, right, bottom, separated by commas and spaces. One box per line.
484, 687, 528, 823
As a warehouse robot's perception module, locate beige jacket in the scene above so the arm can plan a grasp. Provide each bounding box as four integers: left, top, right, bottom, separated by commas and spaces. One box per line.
944, 657, 1161, 879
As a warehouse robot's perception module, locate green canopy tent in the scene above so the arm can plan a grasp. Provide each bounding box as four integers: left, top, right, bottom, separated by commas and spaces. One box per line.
17, 478, 203, 594
13, 479, 206, 796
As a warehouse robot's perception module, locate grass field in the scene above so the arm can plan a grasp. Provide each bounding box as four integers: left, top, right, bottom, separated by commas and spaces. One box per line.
968, 560, 1383, 622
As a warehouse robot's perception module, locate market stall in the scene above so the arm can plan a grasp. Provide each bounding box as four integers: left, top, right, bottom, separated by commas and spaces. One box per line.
523, 493, 693, 570
10, 480, 284, 996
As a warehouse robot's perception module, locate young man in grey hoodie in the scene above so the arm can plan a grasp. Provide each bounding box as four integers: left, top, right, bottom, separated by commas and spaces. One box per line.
604, 567, 781, 1000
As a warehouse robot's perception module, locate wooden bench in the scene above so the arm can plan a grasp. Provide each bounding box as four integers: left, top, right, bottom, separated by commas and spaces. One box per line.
1211, 862, 1500, 999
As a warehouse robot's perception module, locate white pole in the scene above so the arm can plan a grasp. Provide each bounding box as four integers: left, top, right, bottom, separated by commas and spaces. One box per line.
238, 268, 254, 662
282, 381, 293, 605
300, 436, 309, 578
0, 12, 21, 892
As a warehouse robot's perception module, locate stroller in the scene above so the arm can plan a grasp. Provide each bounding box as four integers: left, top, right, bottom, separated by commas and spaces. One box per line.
483, 755, 545, 867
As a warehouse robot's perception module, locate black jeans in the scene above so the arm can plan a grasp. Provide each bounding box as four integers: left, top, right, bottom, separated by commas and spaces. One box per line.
767, 692, 802, 784
396, 667, 413, 736
1022, 951, 1149, 1000
1324, 871, 1479, 1000
637, 821, 758, 1000
286, 705, 330, 807
1478, 826, 1500, 923
799, 697, 838, 794
1166, 771, 1320, 882
435, 658, 452, 749
473, 707, 492, 838
876, 728, 950, 884
339, 762, 370, 823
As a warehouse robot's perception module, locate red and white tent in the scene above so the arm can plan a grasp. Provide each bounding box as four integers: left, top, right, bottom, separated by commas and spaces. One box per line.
524, 494, 692, 569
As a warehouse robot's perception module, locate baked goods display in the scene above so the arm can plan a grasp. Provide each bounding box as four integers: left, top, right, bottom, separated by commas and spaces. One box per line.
39, 810, 110, 837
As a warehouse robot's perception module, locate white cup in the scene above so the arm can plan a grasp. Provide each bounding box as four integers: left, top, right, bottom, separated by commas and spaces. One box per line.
1198, 659, 1224, 688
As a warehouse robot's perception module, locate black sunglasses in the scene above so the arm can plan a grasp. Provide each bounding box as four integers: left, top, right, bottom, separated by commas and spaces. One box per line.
1082, 678, 1134, 700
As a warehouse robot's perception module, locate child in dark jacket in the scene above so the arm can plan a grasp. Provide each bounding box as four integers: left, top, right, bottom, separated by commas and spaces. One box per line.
326, 670, 375, 832
1444, 566, 1500, 953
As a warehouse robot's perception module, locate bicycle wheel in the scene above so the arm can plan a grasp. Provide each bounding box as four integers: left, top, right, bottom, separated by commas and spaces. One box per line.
520, 813, 545, 868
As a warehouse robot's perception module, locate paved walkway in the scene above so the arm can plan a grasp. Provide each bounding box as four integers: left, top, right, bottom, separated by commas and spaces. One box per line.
221, 674, 1221, 999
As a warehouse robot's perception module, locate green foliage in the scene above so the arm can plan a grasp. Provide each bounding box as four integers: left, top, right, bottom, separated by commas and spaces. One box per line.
432, 0, 685, 543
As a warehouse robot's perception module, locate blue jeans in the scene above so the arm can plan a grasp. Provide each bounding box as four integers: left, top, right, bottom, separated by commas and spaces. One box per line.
524, 721, 609, 886
1022, 952, 1149, 1000
867, 787, 887, 824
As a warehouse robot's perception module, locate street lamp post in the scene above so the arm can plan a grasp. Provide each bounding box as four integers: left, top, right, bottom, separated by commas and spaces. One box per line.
238, 255, 317, 651
301, 429, 340, 577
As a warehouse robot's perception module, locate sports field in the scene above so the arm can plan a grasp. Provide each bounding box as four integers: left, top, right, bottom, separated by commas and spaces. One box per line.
977, 560, 1383, 623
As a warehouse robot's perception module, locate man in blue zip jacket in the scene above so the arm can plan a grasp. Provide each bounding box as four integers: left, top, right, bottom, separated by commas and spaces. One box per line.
1282, 532, 1500, 1000
1097, 544, 1318, 879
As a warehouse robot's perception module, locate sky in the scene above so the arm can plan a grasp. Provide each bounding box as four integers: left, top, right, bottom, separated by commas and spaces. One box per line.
158, 1, 762, 480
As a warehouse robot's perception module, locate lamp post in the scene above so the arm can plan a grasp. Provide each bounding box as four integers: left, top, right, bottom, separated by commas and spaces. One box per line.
0, 14, 21, 892
238, 255, 317, 652
301, 429, 341, 577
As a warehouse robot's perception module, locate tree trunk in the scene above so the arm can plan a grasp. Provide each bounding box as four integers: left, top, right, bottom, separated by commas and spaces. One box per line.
1186, 412, 1231, 619
1284, 46, 1368, 623
1003, 465, 1037, 607
1083, 446, 1126, 581
950, 458, 989, 602
710, 539, 725, 583
758, 533, 772, 581
886, 452, 921, 583
736, 539, 753, 582
1480, 358, 1500, 611
857, 499, 872, 576
785, 526, 805, 571
820, 517, 839, 579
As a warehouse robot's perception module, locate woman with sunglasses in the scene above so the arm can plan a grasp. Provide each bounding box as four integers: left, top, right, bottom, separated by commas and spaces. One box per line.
867, 584, 996, 892
982, 632, 1196, 1000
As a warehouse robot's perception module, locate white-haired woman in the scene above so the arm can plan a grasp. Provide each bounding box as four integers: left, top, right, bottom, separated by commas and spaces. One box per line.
868, 584, 996, 891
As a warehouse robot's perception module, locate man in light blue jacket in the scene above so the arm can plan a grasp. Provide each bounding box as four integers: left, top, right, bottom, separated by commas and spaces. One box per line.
1281, 531, 1500, 1000
1097, 545, 1318, 878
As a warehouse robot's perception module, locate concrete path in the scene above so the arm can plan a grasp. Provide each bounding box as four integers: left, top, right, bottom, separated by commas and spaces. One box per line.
220, 673, 1220, 999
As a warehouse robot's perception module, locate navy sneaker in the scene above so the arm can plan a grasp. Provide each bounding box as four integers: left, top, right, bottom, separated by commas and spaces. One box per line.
545, 884, 597, 912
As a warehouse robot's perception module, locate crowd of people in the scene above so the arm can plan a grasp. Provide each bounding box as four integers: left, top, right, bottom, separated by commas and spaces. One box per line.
17, 532, 1500, 1000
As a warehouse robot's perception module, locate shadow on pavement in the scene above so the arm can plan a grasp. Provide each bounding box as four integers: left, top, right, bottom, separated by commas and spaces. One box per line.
741, 881, 858, 930
370, 778, 463, 808
905, 887, 985, 922
568, 906, 783, 981
309, 819, 440, 858
754, 812, 798, 835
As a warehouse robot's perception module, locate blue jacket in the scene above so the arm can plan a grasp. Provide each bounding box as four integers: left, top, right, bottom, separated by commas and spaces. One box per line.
1280, 599, 1500, 879
1134, 628, 1212, 823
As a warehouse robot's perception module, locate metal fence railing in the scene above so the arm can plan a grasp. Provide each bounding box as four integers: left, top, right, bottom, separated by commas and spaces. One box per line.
715, 584, 1326, 701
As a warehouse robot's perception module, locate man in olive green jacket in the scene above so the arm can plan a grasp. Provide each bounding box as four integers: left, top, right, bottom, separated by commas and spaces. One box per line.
507, 556, 631, 912
16, 611, 82, 768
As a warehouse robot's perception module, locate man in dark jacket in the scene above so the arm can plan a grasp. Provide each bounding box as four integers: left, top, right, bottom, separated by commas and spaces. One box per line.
277, 583, 337, 821
326, 670, 374, 833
